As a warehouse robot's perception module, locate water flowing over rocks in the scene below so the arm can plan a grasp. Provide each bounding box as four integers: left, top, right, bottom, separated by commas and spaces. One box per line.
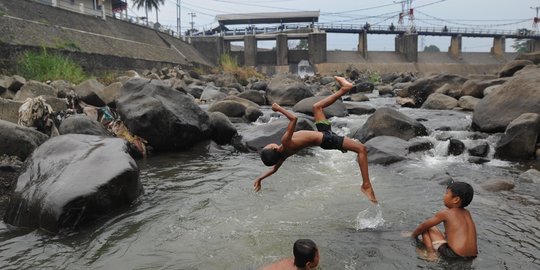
0, 119, 48, 160
352, 107, 428, 143
3, 134, 141, 233
116, 78, 211, 152
472, 67, 540, 132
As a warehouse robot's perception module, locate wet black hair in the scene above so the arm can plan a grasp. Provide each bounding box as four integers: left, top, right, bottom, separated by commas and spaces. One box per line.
260, 147, 283, 166
447, 181, 474, 208
293, 239, 318, 268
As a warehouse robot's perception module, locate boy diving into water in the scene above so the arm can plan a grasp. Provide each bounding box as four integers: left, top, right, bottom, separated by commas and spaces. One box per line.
253, 76, 378, 204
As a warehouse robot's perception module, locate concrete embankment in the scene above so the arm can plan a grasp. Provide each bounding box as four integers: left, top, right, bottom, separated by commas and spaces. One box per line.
0, 0, 213, 71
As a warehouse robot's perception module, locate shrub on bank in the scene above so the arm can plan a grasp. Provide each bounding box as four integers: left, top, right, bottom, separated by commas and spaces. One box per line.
218, 53, 262, 85
16, 49, 87, 84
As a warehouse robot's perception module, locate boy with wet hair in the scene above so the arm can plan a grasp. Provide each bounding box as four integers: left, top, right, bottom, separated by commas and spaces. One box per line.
255, 76, 378, 203
410, 181, 478, 260
260, 239, 320, 270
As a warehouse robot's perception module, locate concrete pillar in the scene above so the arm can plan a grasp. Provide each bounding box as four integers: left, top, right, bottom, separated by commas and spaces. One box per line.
308, 32, 327, 64
448, 35, 462, 59
244, 35, 257, 66
276, 34, 288, 66
527, 39, 540, 52
223, 40, 231, 54
101, 0, 106, 20
491, 36, 505, 57
52, 0, 57, 7
357, 30, 368, 59
395, 33, 418, 62
79, 3, 84, 14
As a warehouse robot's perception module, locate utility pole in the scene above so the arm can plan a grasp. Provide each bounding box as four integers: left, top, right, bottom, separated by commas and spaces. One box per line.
176, 0, 181, 37
188, 12, 196, 36
532, 2, 540, 31
395, 0, 415, 31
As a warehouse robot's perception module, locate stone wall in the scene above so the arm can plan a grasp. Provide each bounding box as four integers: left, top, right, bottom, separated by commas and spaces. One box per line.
0, 0, 213, 71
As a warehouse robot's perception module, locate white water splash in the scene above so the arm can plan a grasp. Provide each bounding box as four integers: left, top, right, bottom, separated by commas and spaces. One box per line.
355, 204, 385, 230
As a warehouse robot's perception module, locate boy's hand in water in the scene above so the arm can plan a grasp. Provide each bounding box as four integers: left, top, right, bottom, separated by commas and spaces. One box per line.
253, 179, 262, 192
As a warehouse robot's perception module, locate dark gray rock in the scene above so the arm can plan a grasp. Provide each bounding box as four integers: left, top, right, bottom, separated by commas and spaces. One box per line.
74, 79, 106, 107
494, 113, 540, 161
398, 73, 467, 107
421, 93, 458, 110
3, 134, 141, 233
352, 107, 428, 143
472, 67, 540, 132
14, 81, 57, 101
116, 78, 211, 152
237, 118, 316, 152
407, 138, 434, 153
251, 81, 268, 91
208, 112, 237, 145
0, 120, 48, 160
481, 179, 515, 192
364, 136, 409, 165
468, 142, 490, 157
266, 74, 313, 106
352, 82, 374, 93
59, 114, 111, 136
293, 96, 347, 118
345, 103, 376, 115
237, 90, 266, 105
448, 139, 465, 156
208, 100, 247, 117
245, 106, 263, 122
499, 60, 534, 77
430, 173, 454, 186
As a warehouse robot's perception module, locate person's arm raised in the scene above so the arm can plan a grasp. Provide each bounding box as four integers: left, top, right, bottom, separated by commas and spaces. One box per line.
272, 103, 297, 146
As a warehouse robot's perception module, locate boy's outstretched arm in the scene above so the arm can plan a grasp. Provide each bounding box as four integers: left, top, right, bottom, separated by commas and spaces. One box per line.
272, 103, 297, 146
253, 159, 284, 192
411, 211, 445, 238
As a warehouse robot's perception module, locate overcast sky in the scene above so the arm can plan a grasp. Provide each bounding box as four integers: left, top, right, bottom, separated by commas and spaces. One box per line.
127, 0, 540, 52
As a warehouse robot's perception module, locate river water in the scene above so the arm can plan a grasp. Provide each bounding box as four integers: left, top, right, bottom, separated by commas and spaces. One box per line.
1, 93, 539, 269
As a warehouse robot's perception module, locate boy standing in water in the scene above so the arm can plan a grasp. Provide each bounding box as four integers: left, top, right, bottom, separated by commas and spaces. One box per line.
260, 239, 320, 270
410, 181, 478, 260
253, 76, 377, 204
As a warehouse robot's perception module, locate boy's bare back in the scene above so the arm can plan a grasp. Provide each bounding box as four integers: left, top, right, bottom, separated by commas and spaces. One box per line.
440, 207, 477, 257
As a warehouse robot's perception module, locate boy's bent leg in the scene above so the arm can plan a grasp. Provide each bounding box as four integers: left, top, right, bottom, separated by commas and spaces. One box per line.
312, 76, 353, 121
342, 137, 377, 203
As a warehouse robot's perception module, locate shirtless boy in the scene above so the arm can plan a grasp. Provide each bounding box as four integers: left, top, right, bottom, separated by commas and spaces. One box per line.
253, 76, 377, 203
260, 239, 319, 270
411, 181, 477, 260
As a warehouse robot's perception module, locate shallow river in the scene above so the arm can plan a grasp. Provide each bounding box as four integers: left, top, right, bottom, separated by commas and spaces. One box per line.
1, 94, 539, 269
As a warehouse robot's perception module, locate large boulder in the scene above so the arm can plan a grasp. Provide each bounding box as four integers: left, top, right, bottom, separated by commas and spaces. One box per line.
364, 136, 409, 165
208, 100, 247, 117
74, 79, 106, 107
494, 113, 540, 161
397, 74, 467, 107
421, 93, 458, 110
472, 67, 540, 132
499, 60, 534, 77
237, 118, 316, 152
0, 120, 48, 160
13, 81, 57, 101
58, 114, 111, 136
237, 90, 266, 105
460, 78, 509, 98
514, 51, 540, 64
458, 96, 480, 111
200, 84, 227, 103
345, 103, 376, 115
96, 82, 122, 107
208, 112, 237, 145
293, 96, 347, 118
0, 98, 24, 123
266, 74, 313, 106
3, 134, 141, 233
352, 107, 428, 143
116, 78, 211, 152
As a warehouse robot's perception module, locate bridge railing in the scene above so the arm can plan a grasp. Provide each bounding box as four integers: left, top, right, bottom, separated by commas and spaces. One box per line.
219, 23, 540, 37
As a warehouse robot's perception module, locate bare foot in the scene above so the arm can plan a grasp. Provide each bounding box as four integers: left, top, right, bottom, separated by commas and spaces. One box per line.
334, 76, 353, 91
361, 184, 378, 204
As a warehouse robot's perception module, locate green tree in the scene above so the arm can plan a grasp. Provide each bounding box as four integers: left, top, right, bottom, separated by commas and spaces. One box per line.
423, 45, 440, 52
132, 0, 165, 25
512, 28, 531, 52
295, 39, 308, 50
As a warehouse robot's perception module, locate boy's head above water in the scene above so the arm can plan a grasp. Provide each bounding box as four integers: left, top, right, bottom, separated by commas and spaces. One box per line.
261, 144, 283, 166
445, 181, 474, 208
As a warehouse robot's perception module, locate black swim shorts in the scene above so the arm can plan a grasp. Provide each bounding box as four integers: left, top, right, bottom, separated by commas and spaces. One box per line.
315, 120, 345, 152
438, 244, 476, 260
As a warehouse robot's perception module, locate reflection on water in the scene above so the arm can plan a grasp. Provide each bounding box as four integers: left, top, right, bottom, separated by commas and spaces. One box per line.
0, 94, 539, 269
